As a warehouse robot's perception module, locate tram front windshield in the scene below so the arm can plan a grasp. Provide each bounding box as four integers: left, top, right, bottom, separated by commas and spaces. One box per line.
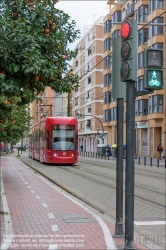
52, 125, 75, 150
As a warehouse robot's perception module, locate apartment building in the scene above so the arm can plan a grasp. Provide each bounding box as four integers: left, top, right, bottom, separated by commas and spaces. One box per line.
30, 87, 56, 126
62, 92, 73, 117
103, 0, 166, 157
72, 16, 107, 151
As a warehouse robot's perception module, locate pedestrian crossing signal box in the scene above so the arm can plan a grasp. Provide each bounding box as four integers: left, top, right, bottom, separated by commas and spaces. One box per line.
144, 48, 163, 90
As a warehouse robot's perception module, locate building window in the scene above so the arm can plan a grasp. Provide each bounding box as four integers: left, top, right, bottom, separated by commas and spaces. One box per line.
151, 17, 164, 37
149, 95, 163, 113
152, 43, 163, 49
113, 107, 117, 121
150, 0, 164, 12
137, 5, 148, 22
104, 56, 111, 69
138, 52, 144, 68
137, 76, 144, 91
138, 28, 148, 45
159, 97, 163, 112
88, 77, 91, 84
112, 11, 121, 25
104, 38, 112, 52
104, 109, 111, 122
104, 74, 111, 87
104, 20, 111, 34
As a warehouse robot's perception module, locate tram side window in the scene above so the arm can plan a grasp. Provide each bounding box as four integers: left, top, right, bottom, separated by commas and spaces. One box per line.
46, 130, 50, 149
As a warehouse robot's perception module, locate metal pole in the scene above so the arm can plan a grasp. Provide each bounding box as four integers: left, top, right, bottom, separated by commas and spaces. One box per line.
124, 81, 135, 250
67, 93, 70, 117
114, 98, 124, 237
50, 104, 52, 117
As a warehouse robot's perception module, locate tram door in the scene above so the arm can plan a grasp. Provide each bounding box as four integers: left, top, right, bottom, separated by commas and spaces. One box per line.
39, 130, 44, 162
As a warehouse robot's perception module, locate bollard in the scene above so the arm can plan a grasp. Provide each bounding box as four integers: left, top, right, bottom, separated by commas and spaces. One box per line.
18, 149, 20, 157
157, 158, 159, 167
144, 157, 146, 166
87, 152, 89, 157
150, 157, 152, 166
138, 156, 140, 165
105, 155, 106, 160
165, 159, 166, 168
96, 153, 97, 158
93, 152, 94, 158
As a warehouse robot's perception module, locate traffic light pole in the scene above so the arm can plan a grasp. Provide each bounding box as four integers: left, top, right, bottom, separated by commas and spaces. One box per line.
114, 98, 124, 237
124, 81, 136, 250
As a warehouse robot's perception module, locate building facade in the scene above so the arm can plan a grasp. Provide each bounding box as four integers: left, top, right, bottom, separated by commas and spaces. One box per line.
103, 0, 166, 157
72, 17, 108, 152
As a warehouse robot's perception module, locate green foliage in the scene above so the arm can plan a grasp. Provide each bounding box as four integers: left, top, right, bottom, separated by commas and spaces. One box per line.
0, 95, 32, 143
0, 0, 80, 104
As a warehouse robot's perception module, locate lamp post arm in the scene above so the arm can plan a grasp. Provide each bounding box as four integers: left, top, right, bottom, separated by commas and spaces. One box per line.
80, 114, 104, 135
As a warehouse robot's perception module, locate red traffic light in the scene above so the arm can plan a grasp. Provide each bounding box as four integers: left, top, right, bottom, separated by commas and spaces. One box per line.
121, 21, 131, 40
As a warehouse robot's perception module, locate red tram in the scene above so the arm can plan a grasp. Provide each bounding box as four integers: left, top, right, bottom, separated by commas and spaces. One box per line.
29, 117, 78, 164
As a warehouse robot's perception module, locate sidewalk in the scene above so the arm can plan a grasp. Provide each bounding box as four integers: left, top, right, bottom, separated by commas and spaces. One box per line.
1, 153, 148, 250
78, 151, 166, 168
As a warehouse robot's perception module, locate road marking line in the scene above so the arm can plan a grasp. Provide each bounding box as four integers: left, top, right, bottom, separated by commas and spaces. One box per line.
52, 225, 58, 231
22, 179, 25, 181
49, 245, 58, 249
36, 196, 41, 199
0, 169, 14, 250
25, 182, 28, 184
42, 203, 48, 207
31, 190, 35, 193
134, 221, 166, 225
27, 186, 31, 188
48, 213, 54, 218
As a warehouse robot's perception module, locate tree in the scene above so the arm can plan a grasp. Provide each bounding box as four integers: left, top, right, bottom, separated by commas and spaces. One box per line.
0, 0, 80, 104
0, 95, 31, 144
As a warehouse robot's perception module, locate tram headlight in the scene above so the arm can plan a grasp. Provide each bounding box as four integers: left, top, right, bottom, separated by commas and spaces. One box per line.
54, 153, 58, 157
70, 153, 74, 157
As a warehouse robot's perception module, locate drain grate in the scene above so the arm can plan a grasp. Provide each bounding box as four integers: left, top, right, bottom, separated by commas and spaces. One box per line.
60, 214, 95, 223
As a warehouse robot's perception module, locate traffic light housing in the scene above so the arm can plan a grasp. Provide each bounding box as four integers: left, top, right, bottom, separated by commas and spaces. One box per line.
112, 36, 126, 98
120, 19, 137, 82
144, 48, 163, 90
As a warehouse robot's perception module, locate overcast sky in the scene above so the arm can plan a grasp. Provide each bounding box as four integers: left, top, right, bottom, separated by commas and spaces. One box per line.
57, 0, 108, 49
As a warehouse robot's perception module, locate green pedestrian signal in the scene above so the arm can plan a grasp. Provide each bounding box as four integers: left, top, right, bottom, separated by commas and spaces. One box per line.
144, 48, 163, 90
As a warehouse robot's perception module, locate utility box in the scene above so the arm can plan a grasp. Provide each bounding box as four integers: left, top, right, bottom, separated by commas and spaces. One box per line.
97, 144, 109, 157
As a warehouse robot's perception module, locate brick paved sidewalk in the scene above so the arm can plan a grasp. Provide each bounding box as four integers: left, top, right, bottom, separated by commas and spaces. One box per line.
0, 153, 148, 250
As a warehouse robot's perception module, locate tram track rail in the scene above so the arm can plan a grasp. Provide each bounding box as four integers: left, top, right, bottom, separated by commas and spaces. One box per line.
79, 158, 165, 180
57, 165, 165, 210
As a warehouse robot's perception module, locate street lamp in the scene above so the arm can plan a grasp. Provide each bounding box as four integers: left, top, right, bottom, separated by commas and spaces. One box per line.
77, 113, 105, 144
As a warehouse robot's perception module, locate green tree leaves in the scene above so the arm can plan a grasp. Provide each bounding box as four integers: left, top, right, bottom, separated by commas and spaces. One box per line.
0, 0, 80, 104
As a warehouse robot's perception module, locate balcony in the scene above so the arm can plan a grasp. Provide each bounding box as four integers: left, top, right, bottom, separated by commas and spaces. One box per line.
122, 3, 135, 21
127, 4, 134, 17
